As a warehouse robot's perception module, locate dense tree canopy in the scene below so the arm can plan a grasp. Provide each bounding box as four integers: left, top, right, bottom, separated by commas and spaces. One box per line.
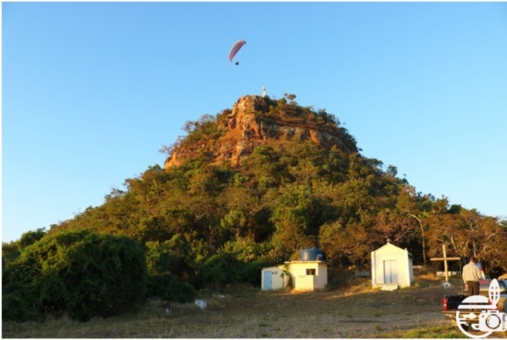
43, 136, 507, 275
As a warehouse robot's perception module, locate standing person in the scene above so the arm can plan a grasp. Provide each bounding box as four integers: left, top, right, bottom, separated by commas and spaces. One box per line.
462, 256, 482, 295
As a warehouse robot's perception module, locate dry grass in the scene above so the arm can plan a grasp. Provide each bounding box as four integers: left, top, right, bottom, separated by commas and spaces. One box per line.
3, 275, 506, 338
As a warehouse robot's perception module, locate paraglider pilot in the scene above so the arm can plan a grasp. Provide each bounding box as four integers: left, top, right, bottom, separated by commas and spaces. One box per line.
229, 40, 246, 65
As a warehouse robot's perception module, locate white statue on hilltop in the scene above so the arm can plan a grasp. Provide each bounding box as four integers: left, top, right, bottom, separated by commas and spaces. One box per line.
262, 87, 267, 97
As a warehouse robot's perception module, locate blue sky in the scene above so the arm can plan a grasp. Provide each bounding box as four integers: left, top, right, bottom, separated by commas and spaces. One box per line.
2, 2, 507, 243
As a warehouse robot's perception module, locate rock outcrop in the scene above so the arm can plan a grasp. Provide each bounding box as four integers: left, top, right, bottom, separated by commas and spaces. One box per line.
164, 95, 357, 169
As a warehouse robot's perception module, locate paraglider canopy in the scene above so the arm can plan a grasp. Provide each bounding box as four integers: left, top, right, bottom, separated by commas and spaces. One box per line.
228, 40, 246, 62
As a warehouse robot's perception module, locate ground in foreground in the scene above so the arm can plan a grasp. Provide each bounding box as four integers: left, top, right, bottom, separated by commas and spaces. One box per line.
3, 276, 506, 338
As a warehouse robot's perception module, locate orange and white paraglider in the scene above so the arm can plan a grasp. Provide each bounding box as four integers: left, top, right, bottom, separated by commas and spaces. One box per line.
228, 40, 246, 65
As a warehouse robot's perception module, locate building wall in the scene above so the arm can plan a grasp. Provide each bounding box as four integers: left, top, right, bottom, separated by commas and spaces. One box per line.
287, 261, 328, 291
408, 257, 414, 284
314, 263, 328, 289
371, 243, 413, 288
290, 262, 315, 291
261, 266, 285, 291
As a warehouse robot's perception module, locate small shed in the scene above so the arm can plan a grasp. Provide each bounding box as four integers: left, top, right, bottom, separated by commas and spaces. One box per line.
261, 248, 328, 291
285, 260, 328, 291
371, 241, 414, 288
261, 266, 286, 291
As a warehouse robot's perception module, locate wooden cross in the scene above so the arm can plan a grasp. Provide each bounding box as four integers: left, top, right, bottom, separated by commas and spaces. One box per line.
430, 244, 461, 282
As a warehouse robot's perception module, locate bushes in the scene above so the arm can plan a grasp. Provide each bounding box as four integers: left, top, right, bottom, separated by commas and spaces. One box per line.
5, 229, 275, 322
194, 241, 273, 290
2, 261, 44, 322
144, 234, 197, 303
2, 231, 148, 322
147, 273, 195, 303
194, 252, 241, 290
145, 234, 195, 280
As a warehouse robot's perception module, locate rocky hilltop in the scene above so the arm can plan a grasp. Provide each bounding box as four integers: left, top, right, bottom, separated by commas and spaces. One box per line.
164, 95, 357, 169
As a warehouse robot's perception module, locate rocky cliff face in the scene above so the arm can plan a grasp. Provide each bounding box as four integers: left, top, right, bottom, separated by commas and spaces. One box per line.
164, 95, 357, 169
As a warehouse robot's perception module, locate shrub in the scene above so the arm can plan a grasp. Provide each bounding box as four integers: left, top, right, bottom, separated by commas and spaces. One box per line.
194, 248, 271, 290
18, 228, 47, 248
147, 273, 195, 303
2, 231, 148, 322
145, 234, 195, 280
194, 252, 240, 290
2, 261, 44, 322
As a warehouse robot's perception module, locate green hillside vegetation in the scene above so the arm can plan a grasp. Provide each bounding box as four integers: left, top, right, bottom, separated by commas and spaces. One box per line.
3, 94, 507, 323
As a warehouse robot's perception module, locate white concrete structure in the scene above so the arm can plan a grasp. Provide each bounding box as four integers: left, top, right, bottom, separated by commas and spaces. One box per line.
261, 261, 328, 291
371, 241, 414, 288
261, 266, 286, 291
286, 261, 328, 291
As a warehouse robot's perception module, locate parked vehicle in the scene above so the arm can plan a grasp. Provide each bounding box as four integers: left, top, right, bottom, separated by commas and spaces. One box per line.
442, 278, 507, 333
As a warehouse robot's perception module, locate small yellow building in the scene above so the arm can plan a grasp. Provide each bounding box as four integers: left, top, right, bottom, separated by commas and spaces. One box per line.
284, 260, 328, 291
262, 248, 328, 291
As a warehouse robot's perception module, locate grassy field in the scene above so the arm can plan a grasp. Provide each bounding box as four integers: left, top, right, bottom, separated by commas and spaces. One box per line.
3, 274, 506, 338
